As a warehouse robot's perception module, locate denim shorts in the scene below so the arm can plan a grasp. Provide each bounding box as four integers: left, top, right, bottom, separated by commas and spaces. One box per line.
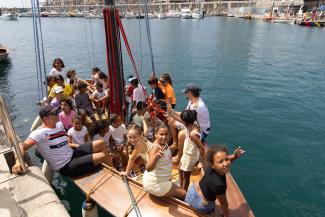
185, 184, 215, 214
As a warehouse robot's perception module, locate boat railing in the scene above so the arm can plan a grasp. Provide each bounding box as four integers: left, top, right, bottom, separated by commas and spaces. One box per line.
0, 95, 26, 172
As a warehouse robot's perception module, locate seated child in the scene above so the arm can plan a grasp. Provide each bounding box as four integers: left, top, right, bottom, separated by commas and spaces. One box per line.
49, 75, 73, 100
89, 120, 111, 147
68, 115, 89, 145
90, 82, 109, 117
143, 125, 186, 200
59, 99, 76, 131
147, 76, 166, 110
132, 101, 150, 129
109, 114, 128, 170
50, 86, 64, 108
75, 82, 96, 123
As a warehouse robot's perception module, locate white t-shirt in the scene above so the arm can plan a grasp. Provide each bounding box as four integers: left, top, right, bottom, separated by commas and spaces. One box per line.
186, 97, 210, 134
133, 85, 146, 103
49, 68, 63, 77
29, 126, 73, 171
91, 90, 107, 100
68, 126, 88, 144
109, 124, 127, 144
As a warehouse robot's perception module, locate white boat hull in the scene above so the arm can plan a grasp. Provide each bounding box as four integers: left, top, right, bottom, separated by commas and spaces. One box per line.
192, 12, 203, 19
0, 13, 18, 21
272, 19, 296, 25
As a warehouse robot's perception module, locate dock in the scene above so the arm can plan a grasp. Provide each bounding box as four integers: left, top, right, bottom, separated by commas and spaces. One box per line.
0, 96, 70, 217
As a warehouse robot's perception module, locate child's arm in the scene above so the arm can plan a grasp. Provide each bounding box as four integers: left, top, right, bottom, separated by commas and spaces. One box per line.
190, 131, 205, 157
122, 141, 145, 176
84, 133, 89, 142
143, 117, 149, 136
230, 146, 245, 162
146, 146, 164, 172
68, 135, 73, 144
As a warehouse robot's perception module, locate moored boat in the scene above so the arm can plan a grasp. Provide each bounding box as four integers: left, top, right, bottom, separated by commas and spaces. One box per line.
157, 13, 166, 19
181, 9, 192, 19
73, 163, 255, 217
0, 13, 18, 21
166, 10, 181, 18
272, 18, 296, 25
40, 11, 49, 17
0, 47, 9, 62
297, 20, 325, 27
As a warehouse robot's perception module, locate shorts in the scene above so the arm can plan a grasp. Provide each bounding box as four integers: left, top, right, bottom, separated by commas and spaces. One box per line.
60, 142, 96, 177
201, 130, 209, 141
144, 180, 172, 197
143, 172, 172, 197
180, 155, 199, 172
185, 185, 215, 214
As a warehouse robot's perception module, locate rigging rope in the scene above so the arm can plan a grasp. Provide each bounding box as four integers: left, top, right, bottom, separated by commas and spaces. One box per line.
30, 0, 47, 101
115, 12, 147, 98
83, 5, 92, 67
88, 18, 96, 65
143, 0, 156, 76
137, 0, 143, 77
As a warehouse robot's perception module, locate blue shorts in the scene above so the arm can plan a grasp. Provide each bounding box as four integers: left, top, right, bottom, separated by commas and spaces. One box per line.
185, 185, 215, 214
201, 131, 209, 141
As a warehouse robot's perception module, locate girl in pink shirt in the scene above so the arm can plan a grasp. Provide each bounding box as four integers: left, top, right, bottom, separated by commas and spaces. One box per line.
59, 99, 76, 131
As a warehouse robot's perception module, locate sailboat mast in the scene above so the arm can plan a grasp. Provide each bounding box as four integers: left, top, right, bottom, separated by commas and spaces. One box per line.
103, 0, 126, 118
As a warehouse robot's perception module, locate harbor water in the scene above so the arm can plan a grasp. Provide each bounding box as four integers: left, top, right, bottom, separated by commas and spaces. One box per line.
0, 17, 325, 217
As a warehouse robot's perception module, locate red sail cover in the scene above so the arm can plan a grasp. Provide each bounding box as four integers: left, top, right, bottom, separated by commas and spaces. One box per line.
103, 8, 125, 118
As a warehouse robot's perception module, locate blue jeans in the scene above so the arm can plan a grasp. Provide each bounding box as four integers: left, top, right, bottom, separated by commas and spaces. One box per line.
185, 185, 215, 214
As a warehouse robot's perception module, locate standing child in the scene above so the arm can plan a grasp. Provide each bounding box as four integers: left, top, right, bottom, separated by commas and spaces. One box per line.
68, 115, 89, 145
178, 110, 205, 191
75, 82, 96, 123
49, 58, 65, 77
59, 99, 76, 131
109, 114, 128, 170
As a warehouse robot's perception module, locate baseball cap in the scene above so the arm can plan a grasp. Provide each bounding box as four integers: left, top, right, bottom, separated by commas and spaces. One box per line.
127, 75, 136, 83
53, 86, 64, 94
181, 83, 201, 94
39, 105, 60, 118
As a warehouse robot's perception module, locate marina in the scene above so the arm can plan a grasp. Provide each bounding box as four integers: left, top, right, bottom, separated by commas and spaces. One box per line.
1, 0, 325, 216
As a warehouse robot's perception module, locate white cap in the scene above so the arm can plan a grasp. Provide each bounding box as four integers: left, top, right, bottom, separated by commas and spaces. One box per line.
53, 86, 64, 94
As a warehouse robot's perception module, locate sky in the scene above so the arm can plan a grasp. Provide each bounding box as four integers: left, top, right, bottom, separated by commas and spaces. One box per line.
0, 0, 45, 8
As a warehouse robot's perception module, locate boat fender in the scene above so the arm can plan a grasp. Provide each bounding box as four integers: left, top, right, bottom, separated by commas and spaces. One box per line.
30, 115, 42, 132
82, 199, 98, 217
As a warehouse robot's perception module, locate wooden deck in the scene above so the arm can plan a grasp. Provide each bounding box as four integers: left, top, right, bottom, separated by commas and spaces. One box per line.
73, 164, 255, 217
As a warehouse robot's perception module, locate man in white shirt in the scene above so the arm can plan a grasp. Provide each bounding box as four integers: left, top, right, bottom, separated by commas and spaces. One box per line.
167, 83, 211, 164
12, 105, 112, 177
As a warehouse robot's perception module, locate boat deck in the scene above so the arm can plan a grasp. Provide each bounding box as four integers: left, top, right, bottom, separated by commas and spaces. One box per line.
73, 164, 255, 217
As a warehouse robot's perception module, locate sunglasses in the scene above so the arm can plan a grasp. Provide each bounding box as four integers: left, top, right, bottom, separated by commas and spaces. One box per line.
160, 80, 167, 84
